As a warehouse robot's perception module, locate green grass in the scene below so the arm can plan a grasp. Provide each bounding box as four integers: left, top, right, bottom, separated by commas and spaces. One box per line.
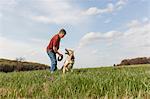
0, 64, 150, 99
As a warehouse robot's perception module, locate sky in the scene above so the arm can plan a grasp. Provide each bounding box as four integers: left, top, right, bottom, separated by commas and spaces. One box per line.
0, 0, 150, 68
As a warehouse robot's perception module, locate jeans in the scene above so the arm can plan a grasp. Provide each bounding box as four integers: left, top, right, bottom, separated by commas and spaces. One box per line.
47, 50, 57, 72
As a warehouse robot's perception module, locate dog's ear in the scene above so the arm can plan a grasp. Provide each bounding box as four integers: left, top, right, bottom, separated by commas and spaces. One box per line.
65, 48, 69, 54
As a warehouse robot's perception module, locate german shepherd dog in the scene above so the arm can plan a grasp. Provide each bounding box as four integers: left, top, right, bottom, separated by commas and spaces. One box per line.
61, 49, 75, 73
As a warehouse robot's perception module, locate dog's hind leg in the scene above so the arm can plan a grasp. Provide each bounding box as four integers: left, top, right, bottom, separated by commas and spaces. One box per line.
60, 65, 64, 70
66, 67, 69, 71
63, 67, 66, 74
63, 63, 69, 74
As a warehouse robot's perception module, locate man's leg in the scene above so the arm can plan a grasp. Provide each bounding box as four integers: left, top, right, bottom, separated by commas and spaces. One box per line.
47, 50, 57, 72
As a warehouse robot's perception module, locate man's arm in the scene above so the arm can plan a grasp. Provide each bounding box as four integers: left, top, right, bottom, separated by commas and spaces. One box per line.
53, 46, 62, 56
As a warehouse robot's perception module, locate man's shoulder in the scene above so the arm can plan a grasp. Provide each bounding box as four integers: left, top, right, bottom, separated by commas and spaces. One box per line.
52, 34, 58, 38
52, 34, 59, 40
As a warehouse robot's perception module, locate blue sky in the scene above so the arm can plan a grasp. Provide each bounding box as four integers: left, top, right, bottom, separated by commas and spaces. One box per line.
0, 0, 150, 68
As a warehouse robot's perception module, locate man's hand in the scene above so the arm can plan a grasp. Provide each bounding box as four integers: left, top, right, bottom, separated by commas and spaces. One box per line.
58, 53, 63, 57
53, 46, 63, 57
58, 53, 63, 61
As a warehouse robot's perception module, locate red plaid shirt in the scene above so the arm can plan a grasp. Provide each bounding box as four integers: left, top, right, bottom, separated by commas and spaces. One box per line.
47, 34, 60, 51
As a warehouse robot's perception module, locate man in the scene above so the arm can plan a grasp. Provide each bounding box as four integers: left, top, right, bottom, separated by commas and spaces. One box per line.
47, 29, 66, 73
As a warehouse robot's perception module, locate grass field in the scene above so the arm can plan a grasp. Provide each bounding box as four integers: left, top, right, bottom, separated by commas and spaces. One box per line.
0, 64, 150, 99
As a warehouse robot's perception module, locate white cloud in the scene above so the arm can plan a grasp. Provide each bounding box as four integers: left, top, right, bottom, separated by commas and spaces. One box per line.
30, 38, 46, 43
104, 19, 112, 23
28, 0, 84, 25
127, 20, 142, 28
0, 36, 31, 57
83, 3, 114, 16
116, 0, 128, 10
123, 21, 150, 48
79, 31, 122, 47
141, 0, 147, 2
91, 49, 100, 55
79, 19, 150, 48
116, 0, 126, 6
83, 0, 128, 16
0, 0, 17, 5
31, 16, 51, 24
0, 0, 18, 11
142, 17, 149, 22
30, 14, 81, 25
0, 13, 2, 18
75, 47, 108, 68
